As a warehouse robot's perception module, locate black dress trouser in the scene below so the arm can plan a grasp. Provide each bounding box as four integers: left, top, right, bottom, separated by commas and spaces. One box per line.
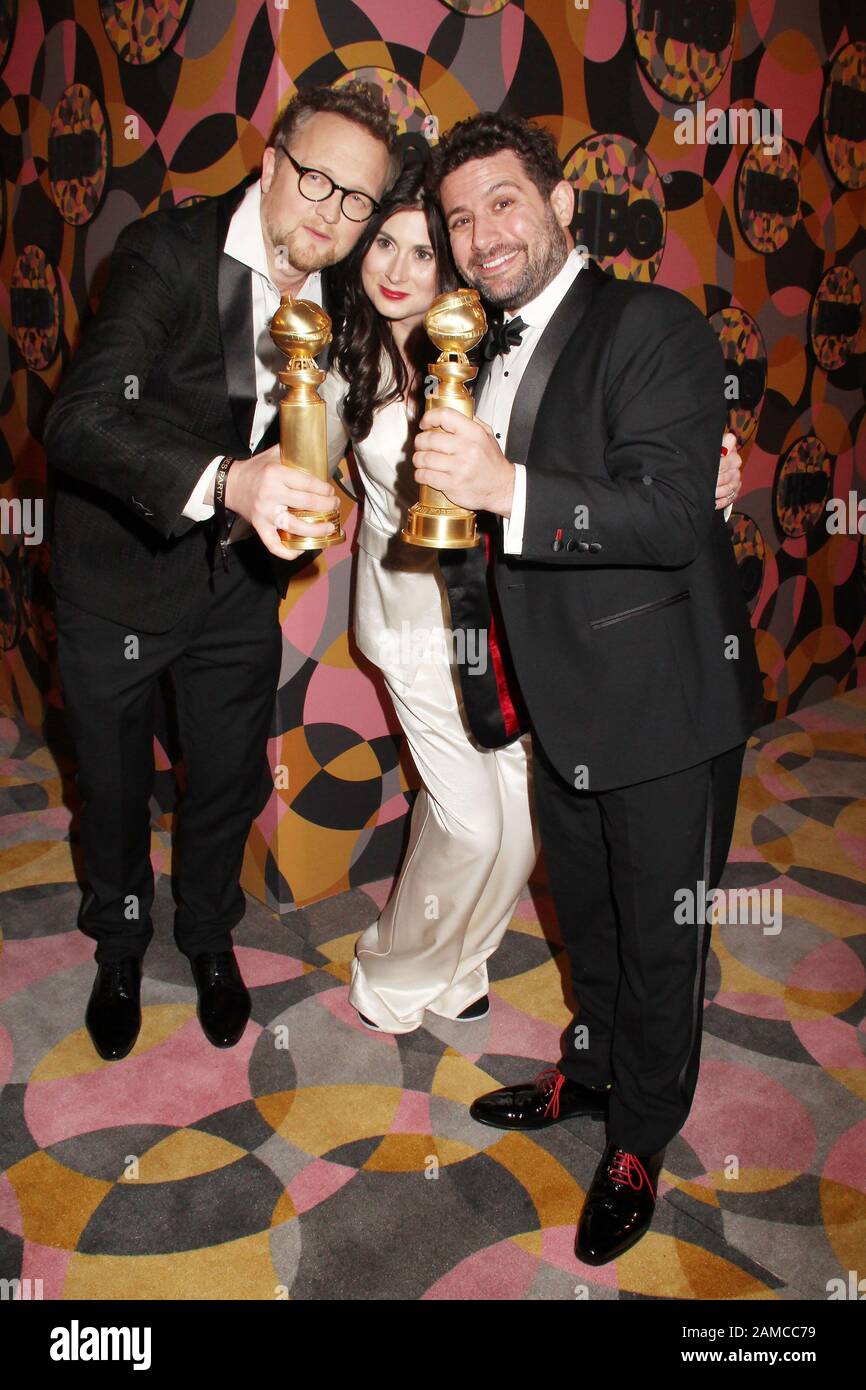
55, 531, 282, 965
531, 734, 746, 1154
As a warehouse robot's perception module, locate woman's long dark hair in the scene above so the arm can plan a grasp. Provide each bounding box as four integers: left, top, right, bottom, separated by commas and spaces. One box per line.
331, 157, 458, 442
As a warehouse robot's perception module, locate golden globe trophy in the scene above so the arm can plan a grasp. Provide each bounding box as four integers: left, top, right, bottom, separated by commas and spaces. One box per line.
269, 293, 345, 550
402, 286, 487, 548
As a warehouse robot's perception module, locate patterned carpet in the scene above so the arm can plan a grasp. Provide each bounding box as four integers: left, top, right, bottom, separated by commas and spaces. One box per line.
0, 691, 864, 1301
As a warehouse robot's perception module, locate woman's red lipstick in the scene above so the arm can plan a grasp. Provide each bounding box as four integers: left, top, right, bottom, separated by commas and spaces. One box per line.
379, 285, 409, 300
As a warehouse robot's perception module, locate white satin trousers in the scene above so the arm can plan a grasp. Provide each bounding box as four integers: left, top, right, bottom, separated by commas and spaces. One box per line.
348, 630, 539, 1033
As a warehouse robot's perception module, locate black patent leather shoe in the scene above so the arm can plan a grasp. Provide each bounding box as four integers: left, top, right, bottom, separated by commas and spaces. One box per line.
454, 994, 489, 1021
85, 957, 142, 1061
470, 1067, 612, 1129
357, 994, 491, 1031
190, 950, 251, 1048
575, 1142, 666, 1265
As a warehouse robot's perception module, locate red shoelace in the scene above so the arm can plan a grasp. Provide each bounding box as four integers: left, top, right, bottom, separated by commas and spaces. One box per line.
607, 1149, 655, 1200
534, 1067, 566, 1119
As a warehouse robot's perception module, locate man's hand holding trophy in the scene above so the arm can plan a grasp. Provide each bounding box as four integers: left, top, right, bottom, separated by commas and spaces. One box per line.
408, 287, 517, 533
224, 294, 344, 561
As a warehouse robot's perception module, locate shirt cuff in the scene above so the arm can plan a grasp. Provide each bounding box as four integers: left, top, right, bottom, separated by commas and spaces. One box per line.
183, 455, 223, 521
501, 463, 526, 554
724, 502, 733, 522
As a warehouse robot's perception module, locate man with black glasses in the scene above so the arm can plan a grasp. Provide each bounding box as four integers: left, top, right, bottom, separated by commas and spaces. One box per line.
44, 83, 397, 1062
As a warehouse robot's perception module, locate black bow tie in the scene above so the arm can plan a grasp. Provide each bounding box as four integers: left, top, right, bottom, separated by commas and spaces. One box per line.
482, 315, 528, 361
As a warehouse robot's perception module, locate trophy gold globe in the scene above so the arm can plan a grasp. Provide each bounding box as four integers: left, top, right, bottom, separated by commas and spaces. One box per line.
269, 294, 344, 550
402, 286, 487, 549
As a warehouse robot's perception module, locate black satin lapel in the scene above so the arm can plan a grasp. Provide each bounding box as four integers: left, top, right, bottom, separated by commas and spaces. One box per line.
257, 407, 280, 455
505, 259, 607, 465
321, 268, 336, 322
218, 249, 257, 453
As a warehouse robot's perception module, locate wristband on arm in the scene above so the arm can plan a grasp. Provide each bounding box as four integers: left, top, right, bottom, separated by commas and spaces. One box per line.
213, 455, 237, 572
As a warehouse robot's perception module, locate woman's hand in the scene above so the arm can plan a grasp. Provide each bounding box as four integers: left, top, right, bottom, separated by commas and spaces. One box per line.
715, 431, 742, 512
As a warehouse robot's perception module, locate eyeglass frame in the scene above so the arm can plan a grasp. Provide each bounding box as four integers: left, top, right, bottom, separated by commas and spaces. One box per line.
274, 143, 381, 223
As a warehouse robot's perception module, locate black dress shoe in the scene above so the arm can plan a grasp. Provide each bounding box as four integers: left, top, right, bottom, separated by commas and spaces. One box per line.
575, 1142, 666, 1265
357, 994, 492, 1031
190, 950, 251, 1048
470, 1067, 611, 1129
454, 994, 489, 1021
85, 958, 142, 1061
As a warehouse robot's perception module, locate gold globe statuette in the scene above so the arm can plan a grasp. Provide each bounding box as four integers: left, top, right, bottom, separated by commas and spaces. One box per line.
402, 286, 487, 548
269, 293, 345, 550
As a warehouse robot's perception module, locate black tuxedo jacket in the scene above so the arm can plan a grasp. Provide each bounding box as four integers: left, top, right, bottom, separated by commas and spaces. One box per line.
43, 177, 333, 632
440, 260, 763, 792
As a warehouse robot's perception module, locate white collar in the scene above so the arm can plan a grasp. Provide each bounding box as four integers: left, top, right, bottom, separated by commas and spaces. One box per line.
224, 178, 321, 298
505, 246, 584, 330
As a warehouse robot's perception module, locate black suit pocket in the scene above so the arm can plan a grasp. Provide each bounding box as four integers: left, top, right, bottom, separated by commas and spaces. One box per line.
589, 589, 690, 630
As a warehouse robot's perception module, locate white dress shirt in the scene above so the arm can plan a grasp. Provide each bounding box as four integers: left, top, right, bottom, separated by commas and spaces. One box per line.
474, 247, 584, 555
181, 179, 322, 542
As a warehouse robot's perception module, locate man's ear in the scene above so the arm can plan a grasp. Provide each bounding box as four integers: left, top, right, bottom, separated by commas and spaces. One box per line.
261, 146, 277, 194
550, 177, 575, 230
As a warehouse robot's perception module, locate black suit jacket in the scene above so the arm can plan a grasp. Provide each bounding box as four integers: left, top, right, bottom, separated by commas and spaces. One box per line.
43, 177, 334, 632
440, 260, 762, 792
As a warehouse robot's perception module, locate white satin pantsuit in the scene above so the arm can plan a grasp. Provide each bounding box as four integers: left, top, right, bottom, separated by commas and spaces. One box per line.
321, 362, 539, 1032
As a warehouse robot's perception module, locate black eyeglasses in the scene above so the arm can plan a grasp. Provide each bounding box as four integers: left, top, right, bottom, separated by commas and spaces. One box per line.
276, 145, 380, 223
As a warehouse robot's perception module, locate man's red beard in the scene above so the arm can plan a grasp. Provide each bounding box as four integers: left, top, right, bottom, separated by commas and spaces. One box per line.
265, 220, 341, 275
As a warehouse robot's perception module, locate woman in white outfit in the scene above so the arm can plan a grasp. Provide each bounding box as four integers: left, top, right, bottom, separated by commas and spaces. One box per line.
321, 162, 537, 1033
321, 161, 741, 1034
